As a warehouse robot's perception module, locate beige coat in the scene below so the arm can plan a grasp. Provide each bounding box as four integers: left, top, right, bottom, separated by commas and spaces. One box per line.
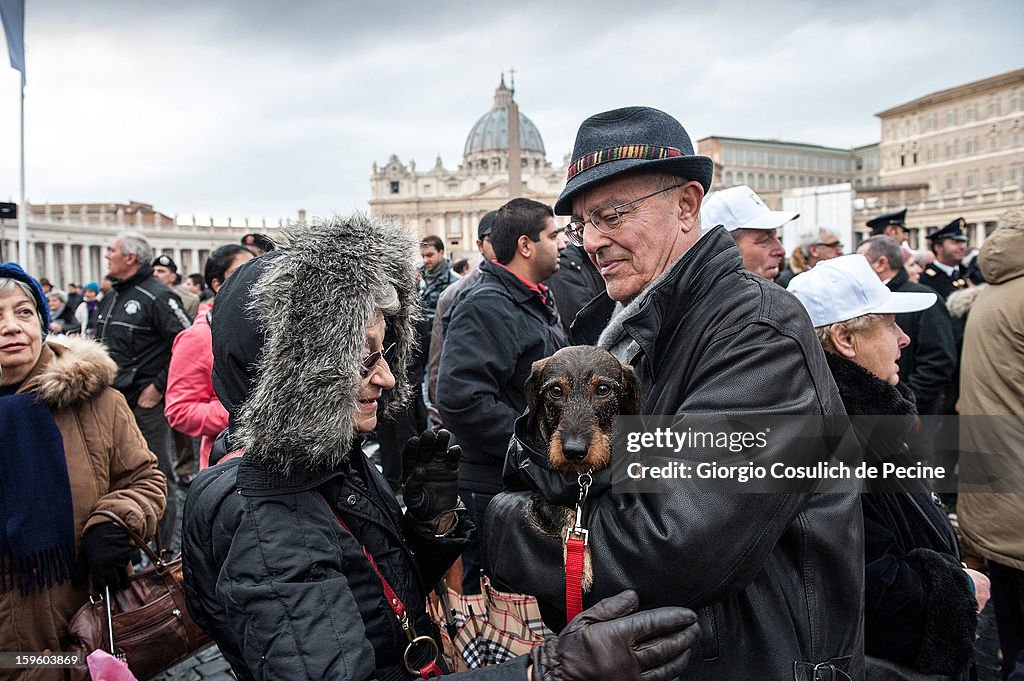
1, 337, 166, 680
957, 218, 1024, 571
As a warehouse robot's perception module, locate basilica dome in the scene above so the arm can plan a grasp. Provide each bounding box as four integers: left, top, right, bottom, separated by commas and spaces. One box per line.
463, 77, 546, 157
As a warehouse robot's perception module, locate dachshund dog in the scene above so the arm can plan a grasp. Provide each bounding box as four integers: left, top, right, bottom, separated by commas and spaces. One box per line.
522, 345, 642, 592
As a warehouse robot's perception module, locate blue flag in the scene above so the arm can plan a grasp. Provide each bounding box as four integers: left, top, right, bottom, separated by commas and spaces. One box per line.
0, 0, 25, 85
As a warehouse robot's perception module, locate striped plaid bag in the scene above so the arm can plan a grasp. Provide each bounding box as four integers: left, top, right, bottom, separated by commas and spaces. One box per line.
429, 577, 553, 671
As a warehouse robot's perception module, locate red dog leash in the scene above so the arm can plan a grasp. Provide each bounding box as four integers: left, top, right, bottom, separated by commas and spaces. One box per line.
322, 495, 443, 679
564, 470, 593, 622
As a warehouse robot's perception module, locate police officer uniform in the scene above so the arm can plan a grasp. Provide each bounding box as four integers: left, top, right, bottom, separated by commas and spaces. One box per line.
920, 218, 969, 300
866, 208, 909, 239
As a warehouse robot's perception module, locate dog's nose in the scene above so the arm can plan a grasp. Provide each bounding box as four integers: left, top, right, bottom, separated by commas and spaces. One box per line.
562, 435, 590, 462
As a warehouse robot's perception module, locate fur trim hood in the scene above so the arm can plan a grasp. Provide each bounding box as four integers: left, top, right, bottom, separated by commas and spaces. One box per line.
24, 337, 117, 410
946, 284, 986, 319
234, 213, 420, 473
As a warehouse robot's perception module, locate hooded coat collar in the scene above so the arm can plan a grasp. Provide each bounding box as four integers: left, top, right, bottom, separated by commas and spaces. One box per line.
218, 215, 420, 475
20, 337, 117, 410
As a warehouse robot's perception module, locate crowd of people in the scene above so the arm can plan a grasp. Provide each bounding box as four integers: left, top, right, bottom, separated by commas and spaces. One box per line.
1, 104, 1022, 681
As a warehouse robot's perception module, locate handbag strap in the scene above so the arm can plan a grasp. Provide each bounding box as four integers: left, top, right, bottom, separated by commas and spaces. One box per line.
320, 494, 442, 679
90, 509, 163, 565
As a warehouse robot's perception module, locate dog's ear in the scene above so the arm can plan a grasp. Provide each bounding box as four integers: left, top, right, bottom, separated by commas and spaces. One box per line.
525, 357, 550, 417
618, 362, 644, 415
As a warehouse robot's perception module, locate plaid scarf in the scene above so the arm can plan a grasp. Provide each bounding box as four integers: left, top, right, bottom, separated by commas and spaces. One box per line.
0, 393, 77, 594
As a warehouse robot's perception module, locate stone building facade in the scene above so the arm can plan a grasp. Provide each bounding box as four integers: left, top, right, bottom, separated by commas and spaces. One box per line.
870, 67, 1024, 247
696, 136, 881, 211
0, 201, 283, 288
368, 78, 567, 258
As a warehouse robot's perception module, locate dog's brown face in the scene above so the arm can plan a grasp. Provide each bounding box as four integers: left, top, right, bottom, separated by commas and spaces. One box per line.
526, 346, 642, 475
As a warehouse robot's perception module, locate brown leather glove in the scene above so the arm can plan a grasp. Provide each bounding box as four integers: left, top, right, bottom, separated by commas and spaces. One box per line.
530, 590, 700, 681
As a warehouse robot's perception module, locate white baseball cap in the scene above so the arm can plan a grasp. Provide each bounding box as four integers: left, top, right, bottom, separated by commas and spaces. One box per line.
700, 185, 799, 233
788, 254, 936, 327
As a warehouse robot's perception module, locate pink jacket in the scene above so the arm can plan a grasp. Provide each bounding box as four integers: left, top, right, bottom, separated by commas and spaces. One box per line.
165, 301, 226, 468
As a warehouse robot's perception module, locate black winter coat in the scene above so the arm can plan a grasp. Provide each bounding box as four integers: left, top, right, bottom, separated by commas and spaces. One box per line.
182, 445, 527, 681
544, 244, 605, 337
96, 266, 191, 407
826, 353, 976, 678
919, 265, 968, 301
437, 261, 567, 493
886, 270, 956, 413
488, 228, 865, 681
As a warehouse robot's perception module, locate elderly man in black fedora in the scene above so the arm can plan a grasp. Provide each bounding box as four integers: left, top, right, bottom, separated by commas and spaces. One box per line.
487, 107, 864, 680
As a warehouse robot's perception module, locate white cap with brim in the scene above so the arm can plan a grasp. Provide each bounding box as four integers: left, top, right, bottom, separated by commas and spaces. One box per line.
700, 185, 799, 233
788, 254, 937, 327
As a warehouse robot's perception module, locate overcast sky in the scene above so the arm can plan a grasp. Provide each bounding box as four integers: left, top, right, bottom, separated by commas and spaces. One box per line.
1, 0, 1021, 225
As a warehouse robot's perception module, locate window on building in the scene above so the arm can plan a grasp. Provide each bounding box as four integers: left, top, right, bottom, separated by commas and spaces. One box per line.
912, 152, 918, 164
724, 148, 734, 163
966, 138, 976, 154
966, 173, 975, 188
926, 147, 935, 162
725, 171, 734, 186
866, 177, 874, 187
855, 179, 863, 189
389, 181, 400, 194
856, 158, 864, 171
799, 176, 806, 187
769, 175, 776, 190
966, 107, 977, 122
1011, 98, 1020, 112
988, 101, 1000, 116
988, 168, 999, 185
757, 173, 766, 190
991, 135, 999, 150
946, 110, 957, 126
736, 171, 744, 185
423, 184, 432, 194
946, 175, 956, 191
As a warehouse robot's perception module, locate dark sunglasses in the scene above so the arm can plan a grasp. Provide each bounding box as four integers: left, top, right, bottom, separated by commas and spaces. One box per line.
360, 342, 396, 378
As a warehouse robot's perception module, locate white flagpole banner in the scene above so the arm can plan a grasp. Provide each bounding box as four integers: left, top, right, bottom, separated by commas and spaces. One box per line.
0, 0, 25, 83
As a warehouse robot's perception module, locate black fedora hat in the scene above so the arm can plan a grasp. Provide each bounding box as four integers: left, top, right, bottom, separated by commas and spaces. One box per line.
554, 106, 714, 215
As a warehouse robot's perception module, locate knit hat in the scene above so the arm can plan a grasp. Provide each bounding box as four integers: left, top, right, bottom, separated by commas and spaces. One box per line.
0, 262, 50, 334
83, 282, 100, 294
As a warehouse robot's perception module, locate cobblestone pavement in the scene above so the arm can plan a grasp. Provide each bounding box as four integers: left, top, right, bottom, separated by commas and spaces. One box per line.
150, 645, 234, 681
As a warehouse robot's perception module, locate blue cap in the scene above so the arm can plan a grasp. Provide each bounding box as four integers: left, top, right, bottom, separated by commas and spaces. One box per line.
0, 262, 50, 333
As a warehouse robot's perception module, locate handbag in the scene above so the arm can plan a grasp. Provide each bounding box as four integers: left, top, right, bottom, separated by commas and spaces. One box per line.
67, 510, 212, 681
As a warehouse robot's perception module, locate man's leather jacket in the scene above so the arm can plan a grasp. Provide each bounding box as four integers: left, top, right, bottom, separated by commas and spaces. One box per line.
487, 228, 866, 680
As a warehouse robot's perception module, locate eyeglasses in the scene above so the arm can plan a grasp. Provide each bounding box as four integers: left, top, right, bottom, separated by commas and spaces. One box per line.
816, 241, 843, 250
360, 342, 396, 378
565, 184, 684, 247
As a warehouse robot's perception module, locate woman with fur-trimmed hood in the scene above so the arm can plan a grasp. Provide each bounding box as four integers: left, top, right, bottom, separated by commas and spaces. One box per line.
181, 214, 700, 681
0, 263, 166, 680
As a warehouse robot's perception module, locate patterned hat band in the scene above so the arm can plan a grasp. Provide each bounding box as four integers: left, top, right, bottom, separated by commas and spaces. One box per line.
566, 145, 684, 181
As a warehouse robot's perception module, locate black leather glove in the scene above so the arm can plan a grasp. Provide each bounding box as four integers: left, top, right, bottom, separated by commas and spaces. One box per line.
79, 522, 133, 593
402, 428, 460, 530
531, 590, 700, 681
